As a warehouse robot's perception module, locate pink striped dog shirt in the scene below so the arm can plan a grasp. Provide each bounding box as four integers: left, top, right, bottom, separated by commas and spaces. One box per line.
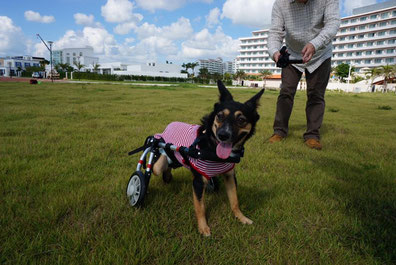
155, 122, 235, 179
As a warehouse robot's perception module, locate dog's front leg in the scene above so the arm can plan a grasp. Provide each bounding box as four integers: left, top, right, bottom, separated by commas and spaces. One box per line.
223, 169, 253, 225
192, 174, 210, 236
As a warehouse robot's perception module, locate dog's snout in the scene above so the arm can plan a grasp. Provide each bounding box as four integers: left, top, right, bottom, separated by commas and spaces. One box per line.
217, 130, 231, 141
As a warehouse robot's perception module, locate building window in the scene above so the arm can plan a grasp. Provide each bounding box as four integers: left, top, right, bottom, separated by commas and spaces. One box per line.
393, 10, 396, 16
357, 43, 363, 47
356, 52, 362, 56
377, 41, 384, 45
347, 52, 353, 56
342, 20, 348, 24
386, 49, 394, 54
388, 39, 395, 44
392, 20, 396, 25
375, 50, 382, 55
338, 45, 344, 49
350, 27, 356, 32
365, 59, 371, 64
386, 58, 394, 63
369, 24, 376, 28
358, 34, 364, 39
349, 36, 355, 40
340, 37, 345, 41
15, 62, 22, 67
368, 33, 375, 38
375, 59, 382, 63
366, 51, 372, 55
390, 30, 396, 35
24, 63, 31, 68
355, 60, 361, 64
381, 13, 389, 19
380, 22, 387, 27
370, 14, 377, 19
360, 16, 367, 21
348, 44, 354, 48
351, 19, 357, 23
359, 26, 365, 30
378, 31, 386, 36
341, 29, 346, 33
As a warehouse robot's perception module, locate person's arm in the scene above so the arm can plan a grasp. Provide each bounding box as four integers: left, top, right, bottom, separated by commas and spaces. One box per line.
309, 0, 340, 52
268, 1, 285, 62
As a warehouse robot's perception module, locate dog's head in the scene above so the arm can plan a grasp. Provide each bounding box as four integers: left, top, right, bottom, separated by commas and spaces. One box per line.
201, 80, 264, 159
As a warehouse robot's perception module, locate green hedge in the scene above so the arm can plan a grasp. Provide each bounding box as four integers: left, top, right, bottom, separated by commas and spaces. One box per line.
72, 72, 188, 83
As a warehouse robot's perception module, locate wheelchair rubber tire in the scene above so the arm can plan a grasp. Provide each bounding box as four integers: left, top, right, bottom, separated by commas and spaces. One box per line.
126, 171, 147, 207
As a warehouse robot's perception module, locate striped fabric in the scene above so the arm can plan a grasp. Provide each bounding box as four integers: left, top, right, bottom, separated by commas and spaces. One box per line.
155, 122, 235, 179
268, 0, 340, 73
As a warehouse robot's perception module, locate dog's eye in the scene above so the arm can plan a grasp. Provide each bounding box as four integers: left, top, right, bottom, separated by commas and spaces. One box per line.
237, 116, 247, 126
216, 112, 225, 121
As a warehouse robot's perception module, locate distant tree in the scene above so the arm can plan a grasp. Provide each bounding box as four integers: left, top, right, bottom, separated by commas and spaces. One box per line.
259, 69, 272, 88
40, 59, 50, 69
223, 72, 232, 81
234, 70, 246, 85
74, 61, 85, 72
57, 63, 70, 72
93, 63, 101, 74
198, 67, 209, 80
190, 62, 198, 77
377, 64, 396, 93
334, 63, 354, 83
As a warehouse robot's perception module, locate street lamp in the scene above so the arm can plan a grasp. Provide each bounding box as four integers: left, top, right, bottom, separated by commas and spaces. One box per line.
36, 34, 54, 83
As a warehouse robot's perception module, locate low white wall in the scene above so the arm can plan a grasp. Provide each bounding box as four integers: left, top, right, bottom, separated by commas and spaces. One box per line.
113, 70, 187, 78
232, 80, 395, 93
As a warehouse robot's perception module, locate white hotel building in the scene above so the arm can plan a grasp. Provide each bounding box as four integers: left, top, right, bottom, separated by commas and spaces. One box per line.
237, 0, 396, 75
332, 0, 396, 72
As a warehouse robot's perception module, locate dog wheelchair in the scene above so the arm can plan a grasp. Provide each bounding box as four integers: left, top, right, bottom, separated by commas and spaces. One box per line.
126, 136, 243, 207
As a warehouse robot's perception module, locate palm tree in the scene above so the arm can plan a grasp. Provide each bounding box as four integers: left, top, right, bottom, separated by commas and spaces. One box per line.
74, 61, 85, 72
234, 70, 246, 85
198, 67, 209, 80
259, 69, 272, 88
93, 63, 101, 74
190, 62, 198, 77
377, 65, 395, 93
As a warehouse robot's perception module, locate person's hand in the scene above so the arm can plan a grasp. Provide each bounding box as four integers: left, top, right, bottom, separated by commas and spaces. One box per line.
273, 51, 281, 63
302, 43, 315, 63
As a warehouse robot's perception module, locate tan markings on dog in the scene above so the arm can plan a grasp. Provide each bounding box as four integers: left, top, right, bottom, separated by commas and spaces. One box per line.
213, 109, 230, 136
153, 155, 168, 176
233, 111, 252, 146
193, 177, 211, 236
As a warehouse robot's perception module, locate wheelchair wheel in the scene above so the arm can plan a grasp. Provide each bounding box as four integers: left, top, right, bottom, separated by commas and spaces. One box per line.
126, 171, 147, 207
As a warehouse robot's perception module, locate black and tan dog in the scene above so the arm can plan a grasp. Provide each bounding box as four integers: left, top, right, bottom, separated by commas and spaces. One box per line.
153, 80, 263, 236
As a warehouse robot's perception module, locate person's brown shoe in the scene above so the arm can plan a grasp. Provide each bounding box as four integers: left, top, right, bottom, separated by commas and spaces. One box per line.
305, 138, 322, 150
269, 134, 284, 143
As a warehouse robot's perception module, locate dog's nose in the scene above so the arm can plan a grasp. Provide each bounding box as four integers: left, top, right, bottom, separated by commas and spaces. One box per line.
217, 131, 231, 141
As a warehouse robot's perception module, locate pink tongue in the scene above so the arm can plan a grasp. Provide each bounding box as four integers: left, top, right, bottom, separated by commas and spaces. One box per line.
216, 142, 232, 159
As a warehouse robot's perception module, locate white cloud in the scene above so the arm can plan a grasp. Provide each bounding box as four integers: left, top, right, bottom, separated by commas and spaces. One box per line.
0, 16, 28, 56
24, 10, 55, 24
206, 7, 221, 28
74, 13, 98, 27
134, 17, 193, 40
136, 0, 214, 12
101, 0, 142, 23
177, 26, 240, 60
135, 0, 185, 11
342, 0, 377, 15
222, 0, 275, 28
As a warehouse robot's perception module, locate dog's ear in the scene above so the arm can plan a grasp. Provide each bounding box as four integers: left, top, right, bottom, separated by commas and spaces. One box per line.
217, 80, 233, 102
245, 89, 264, 109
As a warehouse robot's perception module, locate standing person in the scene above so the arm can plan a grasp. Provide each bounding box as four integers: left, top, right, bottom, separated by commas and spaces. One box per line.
268, 0, 340, 150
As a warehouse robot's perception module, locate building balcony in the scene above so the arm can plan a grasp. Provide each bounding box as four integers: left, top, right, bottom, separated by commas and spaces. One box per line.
333, 43, 396, 53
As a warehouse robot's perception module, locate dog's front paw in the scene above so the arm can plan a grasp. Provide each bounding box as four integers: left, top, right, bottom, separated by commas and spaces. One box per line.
237, 215, 253, 225
198, 225, 211, 237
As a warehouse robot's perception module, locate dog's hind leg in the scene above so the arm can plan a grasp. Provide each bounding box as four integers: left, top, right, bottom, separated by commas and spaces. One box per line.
223, 169, 253, 225
153, 155, 168, 176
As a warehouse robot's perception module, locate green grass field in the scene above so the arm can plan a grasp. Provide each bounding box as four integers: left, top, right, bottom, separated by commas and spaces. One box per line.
1, 82, 395, 264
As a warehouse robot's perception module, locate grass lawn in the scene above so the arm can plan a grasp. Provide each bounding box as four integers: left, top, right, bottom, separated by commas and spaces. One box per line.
1, 82, 395, 264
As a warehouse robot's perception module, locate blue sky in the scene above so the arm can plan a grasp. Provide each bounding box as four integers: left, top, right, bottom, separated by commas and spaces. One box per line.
0, 0, 388, 64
